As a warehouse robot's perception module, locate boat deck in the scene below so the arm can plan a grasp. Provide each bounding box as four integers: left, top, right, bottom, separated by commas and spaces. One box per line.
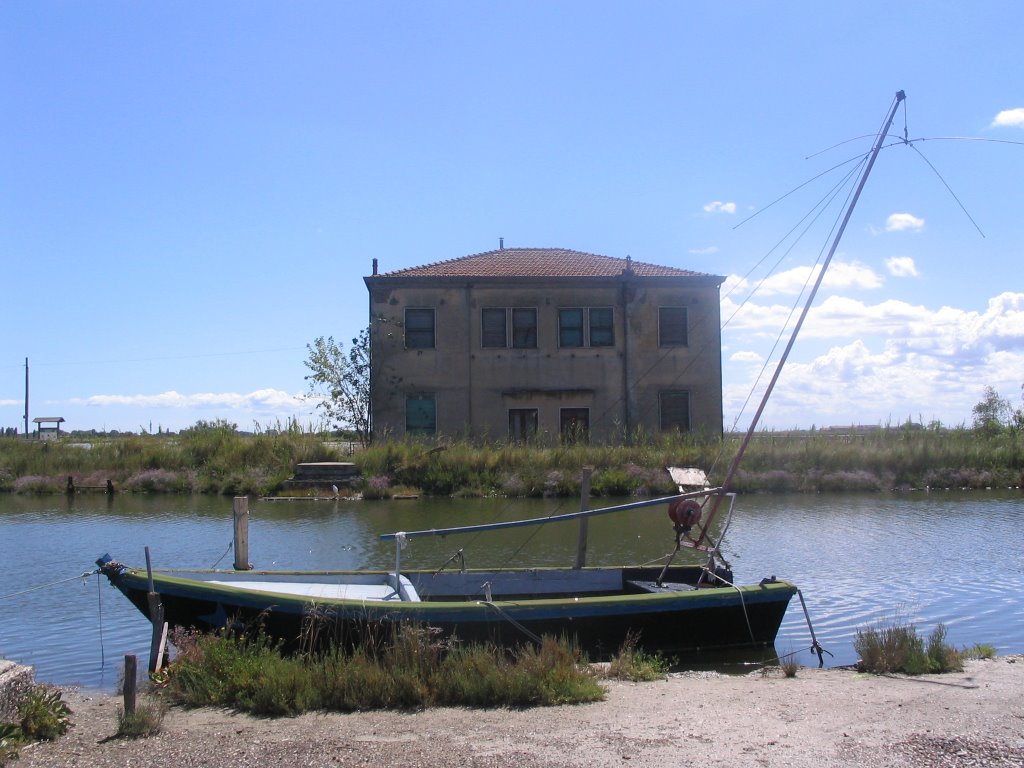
207, 576, 421, 602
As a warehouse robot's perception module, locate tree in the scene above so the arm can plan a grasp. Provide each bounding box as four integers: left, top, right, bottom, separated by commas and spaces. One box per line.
304, 329, 372, 446
971, 385, 1012, 436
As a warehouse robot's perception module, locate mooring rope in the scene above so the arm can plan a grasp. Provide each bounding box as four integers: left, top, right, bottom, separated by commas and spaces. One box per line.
210, 540, 234, 569
96, 567, 106, 668
477, 600, 543, 646
0, 570, 97, 601
705, 569, 757, 647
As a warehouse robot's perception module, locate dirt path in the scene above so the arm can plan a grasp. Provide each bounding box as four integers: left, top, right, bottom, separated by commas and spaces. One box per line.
16, 656, 1024, 768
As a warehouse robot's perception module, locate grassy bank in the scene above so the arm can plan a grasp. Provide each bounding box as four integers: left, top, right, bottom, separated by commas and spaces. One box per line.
1, 423, 1022, 497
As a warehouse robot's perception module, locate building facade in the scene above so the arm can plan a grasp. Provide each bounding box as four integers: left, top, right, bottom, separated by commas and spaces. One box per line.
363, 248, 724, 443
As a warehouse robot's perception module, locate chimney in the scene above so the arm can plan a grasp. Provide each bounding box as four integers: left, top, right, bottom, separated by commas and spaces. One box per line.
499, 237, 504, 250
372, 258, 378, 276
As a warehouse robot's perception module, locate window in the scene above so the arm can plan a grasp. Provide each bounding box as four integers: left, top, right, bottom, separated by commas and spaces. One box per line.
558, 309, 584, 347
659, 391, 691, 433
659, 307, 688, 347
406, 395, 436, 435
589, 307, 614, 346
511, 308, 537, 348
508, 409, 538, 441
560, 408, 590, 443
482, 308, 537, 348
559, 307, 613, 347
405, 308, 435, 349
481, 308, 507, 348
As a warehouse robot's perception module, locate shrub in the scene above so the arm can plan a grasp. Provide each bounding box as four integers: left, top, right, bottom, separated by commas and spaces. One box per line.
854, 621, 963, 674
165, 626, 603, 713
116, 699, 165, 738
603, 632, 668, 682
18, 687, 71, 742
13, 475, 62, 494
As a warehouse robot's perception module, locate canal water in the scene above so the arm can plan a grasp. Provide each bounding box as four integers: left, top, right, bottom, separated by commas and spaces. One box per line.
1, 490, 1021, 691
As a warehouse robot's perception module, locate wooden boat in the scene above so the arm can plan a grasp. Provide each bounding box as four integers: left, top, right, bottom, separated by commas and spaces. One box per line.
96, 488, 797, 657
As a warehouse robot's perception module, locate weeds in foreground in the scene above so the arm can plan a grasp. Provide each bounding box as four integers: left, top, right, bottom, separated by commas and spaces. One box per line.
854, 621, 965, 675
0, 685, 73, 765
779, 652, 800, 678
603, 631, 669, 682
116, 700, 165, 739
963, 643, 998, 660
165, 625, 605, 715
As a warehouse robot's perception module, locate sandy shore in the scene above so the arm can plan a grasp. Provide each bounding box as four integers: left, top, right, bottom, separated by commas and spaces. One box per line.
15, 656, 1024, 768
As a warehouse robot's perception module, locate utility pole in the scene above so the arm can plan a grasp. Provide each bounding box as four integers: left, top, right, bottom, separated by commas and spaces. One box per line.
24, 358, 29, 438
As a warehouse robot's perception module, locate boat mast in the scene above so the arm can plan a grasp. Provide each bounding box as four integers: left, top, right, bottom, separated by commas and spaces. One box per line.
693, 90, 906, 548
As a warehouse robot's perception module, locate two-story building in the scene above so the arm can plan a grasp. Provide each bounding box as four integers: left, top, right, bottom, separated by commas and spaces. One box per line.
363, 247, 724, 442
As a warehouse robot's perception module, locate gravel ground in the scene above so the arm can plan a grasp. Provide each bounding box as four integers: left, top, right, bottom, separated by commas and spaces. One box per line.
15, 656, 1024, 768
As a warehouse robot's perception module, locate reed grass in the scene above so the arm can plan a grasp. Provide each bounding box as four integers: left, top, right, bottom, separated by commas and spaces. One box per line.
854, 620, 965, 675
1, 422, 1021, 496
115, 699, 165, 739
165, 624, 604, 714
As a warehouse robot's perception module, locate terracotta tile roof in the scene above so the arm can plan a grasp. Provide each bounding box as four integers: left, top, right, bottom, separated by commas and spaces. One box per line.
376, 248, 711, 279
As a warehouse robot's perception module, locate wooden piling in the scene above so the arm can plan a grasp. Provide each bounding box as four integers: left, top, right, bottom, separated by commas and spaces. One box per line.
233, 496, 252, 570
143, 546, 166, 673
573, 467, 593, 569
123, 654, 137, 715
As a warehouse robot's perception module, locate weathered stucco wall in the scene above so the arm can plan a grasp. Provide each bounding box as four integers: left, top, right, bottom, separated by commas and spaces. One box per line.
365, 272, 723, 442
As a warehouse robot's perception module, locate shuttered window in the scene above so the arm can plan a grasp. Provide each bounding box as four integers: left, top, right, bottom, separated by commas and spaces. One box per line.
481, 308, 507, 347
659, 391, 691, 432
406, 396, 436, 435
589, 307, 614, 346
659, 307, 688, 347
405, 308, 436, 349
558, 309, 585, 347
511, 308, 537, 348
482, 308, 537, 348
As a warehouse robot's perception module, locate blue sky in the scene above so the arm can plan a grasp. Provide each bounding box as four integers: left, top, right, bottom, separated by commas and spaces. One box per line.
3, 2, 1022, 434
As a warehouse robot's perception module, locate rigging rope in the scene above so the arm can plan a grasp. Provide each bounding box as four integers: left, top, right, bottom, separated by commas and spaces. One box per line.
0, 570, 97, 601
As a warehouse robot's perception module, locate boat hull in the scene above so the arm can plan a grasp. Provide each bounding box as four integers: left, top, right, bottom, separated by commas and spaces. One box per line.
98, 561, 796, 658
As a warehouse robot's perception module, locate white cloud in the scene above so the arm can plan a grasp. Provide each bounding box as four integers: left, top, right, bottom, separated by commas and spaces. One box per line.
688, 246, 719, 255
703, 201, 736, 214
69, 388, 306, 410
992, 108, 1024, 128
885, 256, 919, 277
722, 291, 1024, 428
885, 213, 925, 232
729, 350, 764, 363
0, 399, 21, 407
724, 260, 883, 300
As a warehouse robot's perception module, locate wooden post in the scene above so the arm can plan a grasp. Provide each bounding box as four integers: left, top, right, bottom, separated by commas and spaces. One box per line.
143, 545, 166, 673
123, 654, 137, 715
233, 496, 252, 570
573, 467, 593, 569
149, 607, 168, 674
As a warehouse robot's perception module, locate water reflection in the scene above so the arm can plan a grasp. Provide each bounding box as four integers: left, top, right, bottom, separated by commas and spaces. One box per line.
1, 489, 1021, 689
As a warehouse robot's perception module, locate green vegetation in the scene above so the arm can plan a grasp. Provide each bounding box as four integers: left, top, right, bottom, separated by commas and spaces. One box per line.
0, 419, 341, 496
115, 699, 166, 739
0, 685, 72, 764
2, 410, 1023, 497
601, 631, 669, 681
779, 652, 800, 678
853, 621, 967, 675
165, 625, 605, 715
963, 642, 998, 660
